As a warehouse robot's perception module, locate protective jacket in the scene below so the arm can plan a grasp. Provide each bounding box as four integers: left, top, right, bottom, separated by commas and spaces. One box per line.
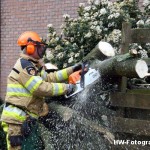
1, 53, 73, 124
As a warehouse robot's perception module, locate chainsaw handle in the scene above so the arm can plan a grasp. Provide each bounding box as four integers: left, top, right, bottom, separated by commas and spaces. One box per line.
80, 62, 89, 88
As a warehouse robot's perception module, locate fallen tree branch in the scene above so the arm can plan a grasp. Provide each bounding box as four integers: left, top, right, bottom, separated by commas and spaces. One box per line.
83, 41, 115, 61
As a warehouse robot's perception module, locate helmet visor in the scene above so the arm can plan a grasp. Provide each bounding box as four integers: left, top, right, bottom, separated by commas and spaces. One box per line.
36, 44, 48, 58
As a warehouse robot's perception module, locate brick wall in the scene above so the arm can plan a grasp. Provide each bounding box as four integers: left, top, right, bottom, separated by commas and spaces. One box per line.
0, 0, 144, 99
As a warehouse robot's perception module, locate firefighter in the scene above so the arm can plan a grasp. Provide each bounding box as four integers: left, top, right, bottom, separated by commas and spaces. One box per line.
0, 31, 82, 150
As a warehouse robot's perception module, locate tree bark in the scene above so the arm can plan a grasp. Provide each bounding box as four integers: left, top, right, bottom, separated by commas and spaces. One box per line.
92, 54, 149, 79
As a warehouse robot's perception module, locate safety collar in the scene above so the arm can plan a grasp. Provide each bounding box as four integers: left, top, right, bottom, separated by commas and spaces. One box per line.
20, 53, 39, 64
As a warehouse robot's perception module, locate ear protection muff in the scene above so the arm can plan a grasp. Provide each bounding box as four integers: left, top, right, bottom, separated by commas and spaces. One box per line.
26, 37, 47, 56
26, 42, 35, 55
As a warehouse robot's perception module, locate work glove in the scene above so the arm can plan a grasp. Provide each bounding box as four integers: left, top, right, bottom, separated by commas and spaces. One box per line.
72, 63, 82, 72
73, 61, 89, 73
66, 84, 76, 95
21, 116, 37, 138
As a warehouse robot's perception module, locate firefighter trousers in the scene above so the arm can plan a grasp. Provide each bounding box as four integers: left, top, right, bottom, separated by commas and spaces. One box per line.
1, 121, 45, 150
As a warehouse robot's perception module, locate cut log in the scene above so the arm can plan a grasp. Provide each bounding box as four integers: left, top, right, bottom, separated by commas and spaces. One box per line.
49, 102, 115, 144
82, 40, 149, 79
93, 57, 149, 78
83, 41, 115, 61
135, 60, 148, 78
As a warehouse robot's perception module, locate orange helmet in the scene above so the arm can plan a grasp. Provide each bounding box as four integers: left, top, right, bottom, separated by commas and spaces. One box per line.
17, 31, 47, 56
17, 31, 41, 46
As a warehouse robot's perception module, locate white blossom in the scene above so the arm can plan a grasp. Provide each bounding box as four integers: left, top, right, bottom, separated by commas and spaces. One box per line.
101, 0, 108, 5
145, 19, 150, 25
143, 0, 150, 7
50, 38, 56, 43
114, 13, 120, 18
108, 22, 115, 27
57, 52, 64, 58
95, 26, 102, 34
146, 43, 150, 47
93, 12, 98, 18
81, 46, 84, 49
63, 14, 70, 19
138, 49, 148, 58
108, 14, 114, 19
52, 32, 56, 36
136, 20, 144, 27
70, 22, 75, 27
55, 37, 59, 41
84, 6, 91, 11
60, 24, 64, 29
63, 63, 67, 68
88, 0, 94, 4
107, 29, 121, 43
75, 53, 80, 58
47, 24, 53, 28
73, 18, 78, 22
84, 17, 91, 21
113, 29, 121, 35
100, 8, 107, 15
94, 0, 100, 5
47, 33, 52, 37
70, 37, 74, 42
93, 21, 98, 26
84, 32, 92, 38
129, 0, 134, 2
70, 52, 75, 57
55, 45, 62, 51
84, 13, 89, 17
104, 28, 108, 31
79, 3, 85, 7
107, 1, 113, 8
99, 21, 103, 26
138, 46, 142, 49
68, 57, 73, 63
65, 41, 70, 45
90, 25, 95, 30
73, 43, 77, 48
92, 6, 96, 10
46, 51, 54, 59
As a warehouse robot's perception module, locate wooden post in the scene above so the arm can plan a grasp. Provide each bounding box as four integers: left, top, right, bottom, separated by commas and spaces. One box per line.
121, 22, 131, 54
119, 22, 132, 92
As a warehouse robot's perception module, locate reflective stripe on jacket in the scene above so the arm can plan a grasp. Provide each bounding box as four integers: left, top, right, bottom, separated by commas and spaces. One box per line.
1, 53, 73, 124
1, 104, 38, 124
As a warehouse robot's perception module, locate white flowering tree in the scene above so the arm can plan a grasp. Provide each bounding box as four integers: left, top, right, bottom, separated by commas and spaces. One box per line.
45, 0, 150, 69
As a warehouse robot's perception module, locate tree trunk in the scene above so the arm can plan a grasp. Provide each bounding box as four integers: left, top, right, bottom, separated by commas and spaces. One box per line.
92, 54, 149, 79
82, 41, 148, 78
83, 41, 115, 61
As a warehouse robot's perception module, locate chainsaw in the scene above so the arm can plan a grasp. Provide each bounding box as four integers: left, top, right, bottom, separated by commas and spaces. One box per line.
65, 63, 100, 98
